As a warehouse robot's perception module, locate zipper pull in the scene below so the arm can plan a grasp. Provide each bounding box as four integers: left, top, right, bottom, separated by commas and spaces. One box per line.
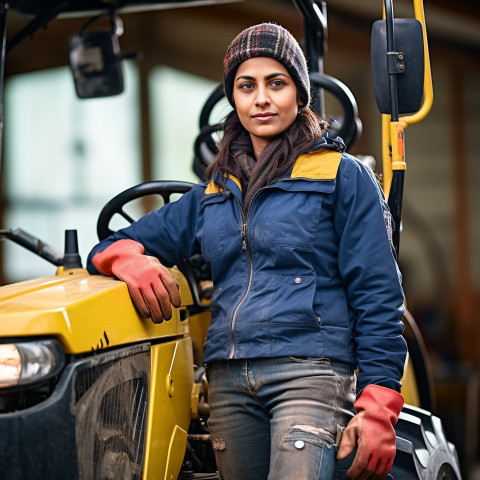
241, 223, 247, 251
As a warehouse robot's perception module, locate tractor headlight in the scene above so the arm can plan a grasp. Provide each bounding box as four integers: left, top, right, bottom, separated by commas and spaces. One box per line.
0, 339, 65, 388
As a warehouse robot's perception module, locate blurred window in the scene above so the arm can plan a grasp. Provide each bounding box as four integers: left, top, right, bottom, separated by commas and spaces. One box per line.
149, 66, 229, 182
3, 62, 141, 282
2, 63, 230, 284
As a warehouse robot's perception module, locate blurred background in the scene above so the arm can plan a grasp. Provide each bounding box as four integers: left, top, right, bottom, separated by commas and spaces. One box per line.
0, 0, 479, 477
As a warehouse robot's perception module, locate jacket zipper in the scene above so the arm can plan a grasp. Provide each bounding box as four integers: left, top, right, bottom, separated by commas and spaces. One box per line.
229, 196, 251, 358
241, 223, 248, 251
227, 176, 331, 358
228, 186, 269, 359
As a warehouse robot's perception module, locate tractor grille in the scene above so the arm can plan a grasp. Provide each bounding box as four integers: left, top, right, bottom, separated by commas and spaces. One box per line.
73, 344, 150, 480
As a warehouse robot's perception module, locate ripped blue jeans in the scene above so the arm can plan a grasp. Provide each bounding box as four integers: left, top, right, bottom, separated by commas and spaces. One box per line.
206, 357, 357, 480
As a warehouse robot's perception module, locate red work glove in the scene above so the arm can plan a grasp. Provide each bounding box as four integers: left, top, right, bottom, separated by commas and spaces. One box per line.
337, 384, 404, 480
93, 239, 182, 324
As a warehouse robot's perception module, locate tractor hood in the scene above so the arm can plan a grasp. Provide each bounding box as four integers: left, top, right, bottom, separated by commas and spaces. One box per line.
0, 268, 193, 355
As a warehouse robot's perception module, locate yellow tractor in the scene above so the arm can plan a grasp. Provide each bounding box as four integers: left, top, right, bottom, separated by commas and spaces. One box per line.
0, 0, 463, 478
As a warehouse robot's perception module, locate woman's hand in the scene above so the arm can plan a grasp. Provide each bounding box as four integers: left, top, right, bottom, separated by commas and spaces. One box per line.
93, 239, 181, 323
337, 384, 404, 480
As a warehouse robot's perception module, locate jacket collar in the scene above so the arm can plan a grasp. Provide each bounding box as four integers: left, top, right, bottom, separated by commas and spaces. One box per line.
205, 134, 345, 195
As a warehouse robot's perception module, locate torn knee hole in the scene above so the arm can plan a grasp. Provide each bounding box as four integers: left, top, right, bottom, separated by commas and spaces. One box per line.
292, 424, 333, 438
289, 424, 336, 447
211, 438, 226, 451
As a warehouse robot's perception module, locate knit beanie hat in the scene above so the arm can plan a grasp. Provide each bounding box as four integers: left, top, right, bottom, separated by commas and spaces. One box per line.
223, 23, 311, 109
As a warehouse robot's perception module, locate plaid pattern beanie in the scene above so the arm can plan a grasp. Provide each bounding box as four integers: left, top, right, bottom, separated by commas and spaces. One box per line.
224, 23, 311, 108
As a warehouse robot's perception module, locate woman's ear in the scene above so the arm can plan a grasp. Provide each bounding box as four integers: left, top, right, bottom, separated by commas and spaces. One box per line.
297, 92, 304, 108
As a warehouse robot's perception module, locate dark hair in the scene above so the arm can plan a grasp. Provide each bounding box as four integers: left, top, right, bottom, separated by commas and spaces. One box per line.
206, 107, 327, 186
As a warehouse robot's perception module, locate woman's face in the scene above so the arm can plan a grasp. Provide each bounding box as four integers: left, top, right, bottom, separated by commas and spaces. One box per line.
233, 56, 301, 157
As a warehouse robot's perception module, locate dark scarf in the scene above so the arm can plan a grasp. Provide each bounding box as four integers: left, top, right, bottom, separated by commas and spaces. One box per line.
231, 130, 283, 212
226, 121, 346, 212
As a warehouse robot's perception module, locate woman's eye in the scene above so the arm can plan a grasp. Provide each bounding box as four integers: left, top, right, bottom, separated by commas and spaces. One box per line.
239, 82, 254, 90
270, 80, 286, 88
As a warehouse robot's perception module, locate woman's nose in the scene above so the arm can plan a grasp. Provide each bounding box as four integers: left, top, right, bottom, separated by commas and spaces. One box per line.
255, 85, 270, 106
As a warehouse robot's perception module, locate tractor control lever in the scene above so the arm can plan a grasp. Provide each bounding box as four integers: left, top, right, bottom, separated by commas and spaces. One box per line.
0, 228, 64, 266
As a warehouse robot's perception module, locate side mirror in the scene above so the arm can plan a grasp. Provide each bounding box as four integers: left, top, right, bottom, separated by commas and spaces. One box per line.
371, 18, 424, 115
68, 29, 124, 99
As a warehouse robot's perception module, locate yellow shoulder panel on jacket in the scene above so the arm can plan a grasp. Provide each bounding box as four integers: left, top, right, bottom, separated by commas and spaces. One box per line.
205, 180, 222, 194
291, 149, 342, 180
205, 176, 242, 194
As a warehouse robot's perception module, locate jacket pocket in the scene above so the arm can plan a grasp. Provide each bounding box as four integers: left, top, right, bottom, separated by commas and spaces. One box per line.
260, 180, 335, 251
268, 272, 319, 327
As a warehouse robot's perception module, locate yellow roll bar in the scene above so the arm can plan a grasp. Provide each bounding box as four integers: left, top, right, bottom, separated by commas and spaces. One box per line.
382, 0, 433, 199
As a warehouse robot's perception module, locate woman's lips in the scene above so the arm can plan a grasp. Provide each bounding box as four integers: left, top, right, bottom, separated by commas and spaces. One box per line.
252, 112, 277, 121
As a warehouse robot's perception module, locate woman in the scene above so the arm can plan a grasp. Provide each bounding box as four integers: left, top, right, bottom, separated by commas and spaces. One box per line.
88, 23, 407, 480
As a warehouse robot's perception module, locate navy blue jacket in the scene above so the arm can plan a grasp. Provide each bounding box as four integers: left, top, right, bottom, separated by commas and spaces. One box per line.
88, 140, 407, 391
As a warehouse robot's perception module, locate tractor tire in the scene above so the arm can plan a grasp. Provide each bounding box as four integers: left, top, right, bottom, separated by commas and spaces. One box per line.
392, 404, 462, 479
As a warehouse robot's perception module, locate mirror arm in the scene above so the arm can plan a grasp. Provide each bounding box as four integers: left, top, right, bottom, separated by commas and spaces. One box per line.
6, 0, 73, 53
292, 0, 327, 37
400, 0, 433, 125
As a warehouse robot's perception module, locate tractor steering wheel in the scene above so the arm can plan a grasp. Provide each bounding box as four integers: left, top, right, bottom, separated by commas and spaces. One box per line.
96, 180, 211, 313
309, 72, 362, 148
96, 180, 194, 240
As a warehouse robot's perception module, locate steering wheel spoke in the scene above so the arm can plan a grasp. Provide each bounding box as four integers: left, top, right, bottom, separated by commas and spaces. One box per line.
119, 208, 136, 225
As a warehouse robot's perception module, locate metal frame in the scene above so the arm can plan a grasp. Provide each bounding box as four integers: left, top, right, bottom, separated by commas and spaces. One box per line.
381, 0, 434, 254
